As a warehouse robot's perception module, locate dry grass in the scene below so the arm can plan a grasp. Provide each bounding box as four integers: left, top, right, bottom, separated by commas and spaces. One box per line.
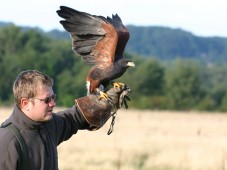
1, 107, 227, 170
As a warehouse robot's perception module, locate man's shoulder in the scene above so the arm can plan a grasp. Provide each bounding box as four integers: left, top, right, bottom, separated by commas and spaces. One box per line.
0, 125, 21, 157
0, 124, 19, 146
0, 125, 20, 169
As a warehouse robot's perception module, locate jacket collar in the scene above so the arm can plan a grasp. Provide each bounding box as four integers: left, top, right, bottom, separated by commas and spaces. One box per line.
8, 105, 43, 130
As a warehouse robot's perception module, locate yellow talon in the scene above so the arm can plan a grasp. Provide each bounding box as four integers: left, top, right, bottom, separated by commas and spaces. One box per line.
98, 91, 108, 100
113, 82, 125, 89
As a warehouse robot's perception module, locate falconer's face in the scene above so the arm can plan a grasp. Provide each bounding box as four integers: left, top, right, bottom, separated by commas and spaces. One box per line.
22, 85, 56, 122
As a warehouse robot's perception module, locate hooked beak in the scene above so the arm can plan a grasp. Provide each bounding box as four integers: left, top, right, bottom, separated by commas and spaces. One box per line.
127, 61, 135, 68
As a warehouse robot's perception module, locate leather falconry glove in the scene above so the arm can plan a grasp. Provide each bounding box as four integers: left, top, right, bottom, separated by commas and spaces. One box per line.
75, 85, 131, 133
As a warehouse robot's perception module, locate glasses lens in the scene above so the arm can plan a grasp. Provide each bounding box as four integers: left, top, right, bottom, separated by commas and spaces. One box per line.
45, 94, 56, 104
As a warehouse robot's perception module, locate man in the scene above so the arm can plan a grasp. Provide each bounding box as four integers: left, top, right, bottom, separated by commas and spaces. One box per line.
0, 70, 130, 170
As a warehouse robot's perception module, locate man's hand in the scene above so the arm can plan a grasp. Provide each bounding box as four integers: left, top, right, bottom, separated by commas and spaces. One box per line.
75, 85, 131, 131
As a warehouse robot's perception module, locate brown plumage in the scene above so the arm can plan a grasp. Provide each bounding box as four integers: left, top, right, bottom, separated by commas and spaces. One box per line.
57, 6, 135, 96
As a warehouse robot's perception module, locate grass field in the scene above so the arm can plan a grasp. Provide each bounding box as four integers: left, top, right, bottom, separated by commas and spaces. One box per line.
1, 107, 227, 170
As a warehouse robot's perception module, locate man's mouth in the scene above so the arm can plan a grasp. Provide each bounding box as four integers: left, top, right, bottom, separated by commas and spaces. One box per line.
47, 109, 53, 114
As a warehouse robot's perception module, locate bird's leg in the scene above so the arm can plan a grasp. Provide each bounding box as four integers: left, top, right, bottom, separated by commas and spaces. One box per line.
96, 88, 109, 100
99, 91, 109, 100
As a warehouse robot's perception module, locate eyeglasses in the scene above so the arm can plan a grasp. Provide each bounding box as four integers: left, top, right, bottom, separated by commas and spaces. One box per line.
33, 94, 56, 104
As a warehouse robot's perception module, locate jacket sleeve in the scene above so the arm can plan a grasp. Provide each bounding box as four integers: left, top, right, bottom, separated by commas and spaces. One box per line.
47, 105, 89, 145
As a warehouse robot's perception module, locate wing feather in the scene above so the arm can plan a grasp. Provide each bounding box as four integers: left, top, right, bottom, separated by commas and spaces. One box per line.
107, 14, 130, 61
57, 6, 118, 66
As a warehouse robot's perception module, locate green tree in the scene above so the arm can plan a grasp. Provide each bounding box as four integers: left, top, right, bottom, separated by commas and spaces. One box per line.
121, 57, 165, 109
165, 59, 203, 110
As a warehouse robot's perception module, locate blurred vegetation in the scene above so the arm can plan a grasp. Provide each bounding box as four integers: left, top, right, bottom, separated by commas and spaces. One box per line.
1, 25, 227, 111
126, 26, 227, 63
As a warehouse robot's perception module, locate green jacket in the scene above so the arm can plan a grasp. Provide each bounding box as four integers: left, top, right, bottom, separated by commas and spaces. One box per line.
0, 105, 89, 170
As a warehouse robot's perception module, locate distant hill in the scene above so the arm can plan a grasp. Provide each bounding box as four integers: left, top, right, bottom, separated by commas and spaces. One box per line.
126, 26, 227, 63
0, 21, 44, 33
1, 21, 227, 63
0, 22, 13, 27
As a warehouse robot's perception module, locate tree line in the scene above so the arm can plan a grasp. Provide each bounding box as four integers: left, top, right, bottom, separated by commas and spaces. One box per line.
126, 26, 227, 63
1, 25, 227, 111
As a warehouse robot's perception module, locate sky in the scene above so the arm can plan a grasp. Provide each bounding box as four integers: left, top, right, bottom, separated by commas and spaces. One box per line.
0, 0, 227, 37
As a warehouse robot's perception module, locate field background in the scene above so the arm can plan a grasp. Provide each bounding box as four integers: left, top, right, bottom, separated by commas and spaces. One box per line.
1, 107, 227, 170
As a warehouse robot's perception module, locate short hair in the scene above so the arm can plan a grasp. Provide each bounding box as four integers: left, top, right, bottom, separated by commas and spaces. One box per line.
13, 70, 53, 107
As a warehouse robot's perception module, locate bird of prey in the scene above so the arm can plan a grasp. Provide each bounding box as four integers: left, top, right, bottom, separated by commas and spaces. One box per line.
57, 6, 135, 99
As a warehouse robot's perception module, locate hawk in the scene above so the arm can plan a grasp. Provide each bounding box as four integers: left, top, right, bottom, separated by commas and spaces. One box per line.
57, 6, 135, 99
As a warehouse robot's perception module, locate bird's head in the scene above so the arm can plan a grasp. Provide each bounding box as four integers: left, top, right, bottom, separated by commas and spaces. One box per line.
118, 58, 135, 69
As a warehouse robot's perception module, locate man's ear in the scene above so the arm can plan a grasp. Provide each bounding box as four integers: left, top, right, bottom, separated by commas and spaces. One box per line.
20, 98, 29, 111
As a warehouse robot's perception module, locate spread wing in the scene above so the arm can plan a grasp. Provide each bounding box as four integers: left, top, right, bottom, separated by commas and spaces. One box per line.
107, 14, 130, 62
57, 6, 118, 66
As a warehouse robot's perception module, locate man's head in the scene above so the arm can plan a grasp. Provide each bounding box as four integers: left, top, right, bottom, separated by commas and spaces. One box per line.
13, 70, 56, 122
